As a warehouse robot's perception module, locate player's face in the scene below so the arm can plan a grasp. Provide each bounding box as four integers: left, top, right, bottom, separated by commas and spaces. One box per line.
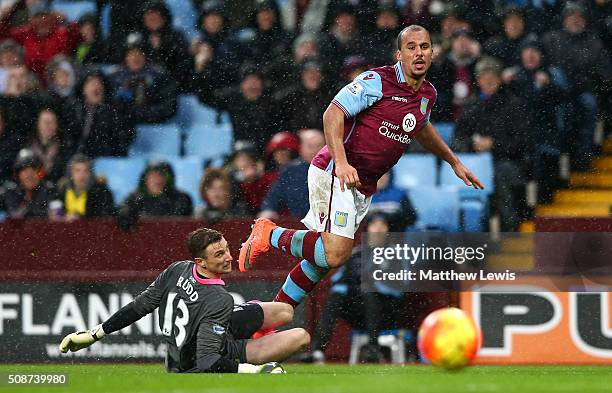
396, 30, 433, 79
202, 238, 232, 275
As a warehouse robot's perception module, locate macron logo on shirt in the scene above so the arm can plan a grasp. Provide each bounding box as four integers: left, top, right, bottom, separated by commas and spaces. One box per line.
363, 74, 375, 80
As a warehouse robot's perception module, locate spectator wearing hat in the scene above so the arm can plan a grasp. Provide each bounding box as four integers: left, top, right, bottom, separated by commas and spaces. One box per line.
510, 36, 568, 204
542, 2, 612, 170
239, 0, 293, 82
117, 160, 192, 229
337, 55, 368, 90
484, 6, 528, 69
196, 67, 275, 152
260, 129, 325, 219
138, 0, 192, 90
0, 148, 58, 218
0, 2, 81, 81
273, 59, 334, 131
45, 55, 78, 128
65, 71, 129, 158
109, 32, 178, 126
454, 57, 530, 231
191, 1, 237, 87
195, 167, 248, 223
428, 28, 481, 122
264, 131, 300, 171
57, 154, 115, 221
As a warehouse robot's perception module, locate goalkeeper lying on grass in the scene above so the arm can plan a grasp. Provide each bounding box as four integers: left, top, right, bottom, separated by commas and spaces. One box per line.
59, 228, 309, 374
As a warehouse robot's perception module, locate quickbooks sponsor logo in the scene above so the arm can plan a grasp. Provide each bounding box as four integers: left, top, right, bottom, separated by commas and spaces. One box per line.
378, 123, 412, 144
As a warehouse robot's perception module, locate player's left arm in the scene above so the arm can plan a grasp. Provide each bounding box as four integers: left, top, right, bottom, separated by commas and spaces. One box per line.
59, 262, 178, 353
415, 122, 485, 189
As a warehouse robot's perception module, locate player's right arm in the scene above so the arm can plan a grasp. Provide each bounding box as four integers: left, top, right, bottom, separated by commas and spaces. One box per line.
59, 262, 178, 353
325, 71, 383, 191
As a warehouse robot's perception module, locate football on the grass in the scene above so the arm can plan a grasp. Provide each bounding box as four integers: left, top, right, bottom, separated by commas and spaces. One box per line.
417, 307, 481, 369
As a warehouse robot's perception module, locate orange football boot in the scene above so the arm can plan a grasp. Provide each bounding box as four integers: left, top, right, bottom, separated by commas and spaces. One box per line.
238, 218, 278, 272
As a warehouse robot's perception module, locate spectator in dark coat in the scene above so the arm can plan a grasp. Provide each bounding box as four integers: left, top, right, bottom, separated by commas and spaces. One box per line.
190, 1, 237, 88
260, 129, 325, 219
46, 55, 79, 130
510, 37, 568, 204
273, 59, 334, 131
57, 154, 115, 220
67, 72, 130, 157
542, 2, 612, 170
365, 2, 401, 66
454, 57, 530, 231
0, 65, 49, 145
96, 0, 147, 59
117, 161, 193, 229
138, 0, 192, 90
196, 68, 275, 152
0, 148, 58, 218
109, 33, 178, 126
0, 108, 21, 183
370, 171, 417, 232
319, 4, 365, 77
484, 6, 528, 68
26, 108, 72, 183
238, 0, 293, 82
428, 28, 480, 122
74, 13, 109, 65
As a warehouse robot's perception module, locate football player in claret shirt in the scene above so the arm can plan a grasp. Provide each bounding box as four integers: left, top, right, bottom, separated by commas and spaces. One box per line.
59, 228, 309, 374
238, 25, 484, 307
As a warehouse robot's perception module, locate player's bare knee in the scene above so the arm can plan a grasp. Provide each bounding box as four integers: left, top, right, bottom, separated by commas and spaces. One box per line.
294, 328, 311, 349
279, 303, 294, 324
325, 249, 351, 268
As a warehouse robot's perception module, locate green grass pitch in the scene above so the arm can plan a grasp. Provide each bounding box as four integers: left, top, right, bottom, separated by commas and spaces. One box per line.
0, 364, 611, 393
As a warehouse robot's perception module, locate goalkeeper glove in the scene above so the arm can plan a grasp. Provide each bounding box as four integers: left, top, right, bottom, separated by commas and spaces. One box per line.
59, 324, 106, 353
238, 362, 286, 374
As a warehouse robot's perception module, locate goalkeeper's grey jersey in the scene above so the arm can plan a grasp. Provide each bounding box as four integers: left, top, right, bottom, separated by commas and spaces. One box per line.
132, 261, 234, 372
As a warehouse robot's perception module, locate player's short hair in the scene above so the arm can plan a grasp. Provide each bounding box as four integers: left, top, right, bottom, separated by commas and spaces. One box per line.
187, 228, 223, 259
397, 25, 430, 50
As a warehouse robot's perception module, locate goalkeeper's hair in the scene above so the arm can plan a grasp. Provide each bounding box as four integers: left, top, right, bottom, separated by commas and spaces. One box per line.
187, 228, 224, 259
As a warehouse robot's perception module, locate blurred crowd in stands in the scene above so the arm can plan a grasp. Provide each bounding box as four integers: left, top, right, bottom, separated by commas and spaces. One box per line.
0, 0, 610, 232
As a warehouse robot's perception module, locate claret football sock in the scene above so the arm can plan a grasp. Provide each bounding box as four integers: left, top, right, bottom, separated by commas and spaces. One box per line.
270, 227, 329, 269
274, 259, 329, 307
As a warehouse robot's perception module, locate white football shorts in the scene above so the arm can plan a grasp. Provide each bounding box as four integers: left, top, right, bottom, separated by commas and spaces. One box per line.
301, 165, 372, 239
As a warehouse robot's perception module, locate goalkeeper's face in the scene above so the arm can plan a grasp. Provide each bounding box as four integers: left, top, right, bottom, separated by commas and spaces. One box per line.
200, 237, 233, 276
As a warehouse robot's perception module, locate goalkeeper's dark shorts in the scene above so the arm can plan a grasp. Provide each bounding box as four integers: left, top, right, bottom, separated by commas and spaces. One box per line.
230, 302, 264, 339
222, 303, 265, 363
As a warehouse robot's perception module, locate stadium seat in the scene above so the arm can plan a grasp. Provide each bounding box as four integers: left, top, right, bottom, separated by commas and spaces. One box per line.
407, 186, 461, 231
177, 95, 220, 129
94, 157, 147, 204
167, 156, 205, 208
432, 122, 455, 146
392, 154, 437, 189
185, 124, 233, 161
51, 1, 96, 21
164, 0, 199, 41
439, 153, 494, 200
129, 123, 183, 157
100, 3, 111, 39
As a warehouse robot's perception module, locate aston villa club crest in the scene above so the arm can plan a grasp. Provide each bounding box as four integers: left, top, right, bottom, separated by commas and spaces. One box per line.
420, 97, 429, 115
